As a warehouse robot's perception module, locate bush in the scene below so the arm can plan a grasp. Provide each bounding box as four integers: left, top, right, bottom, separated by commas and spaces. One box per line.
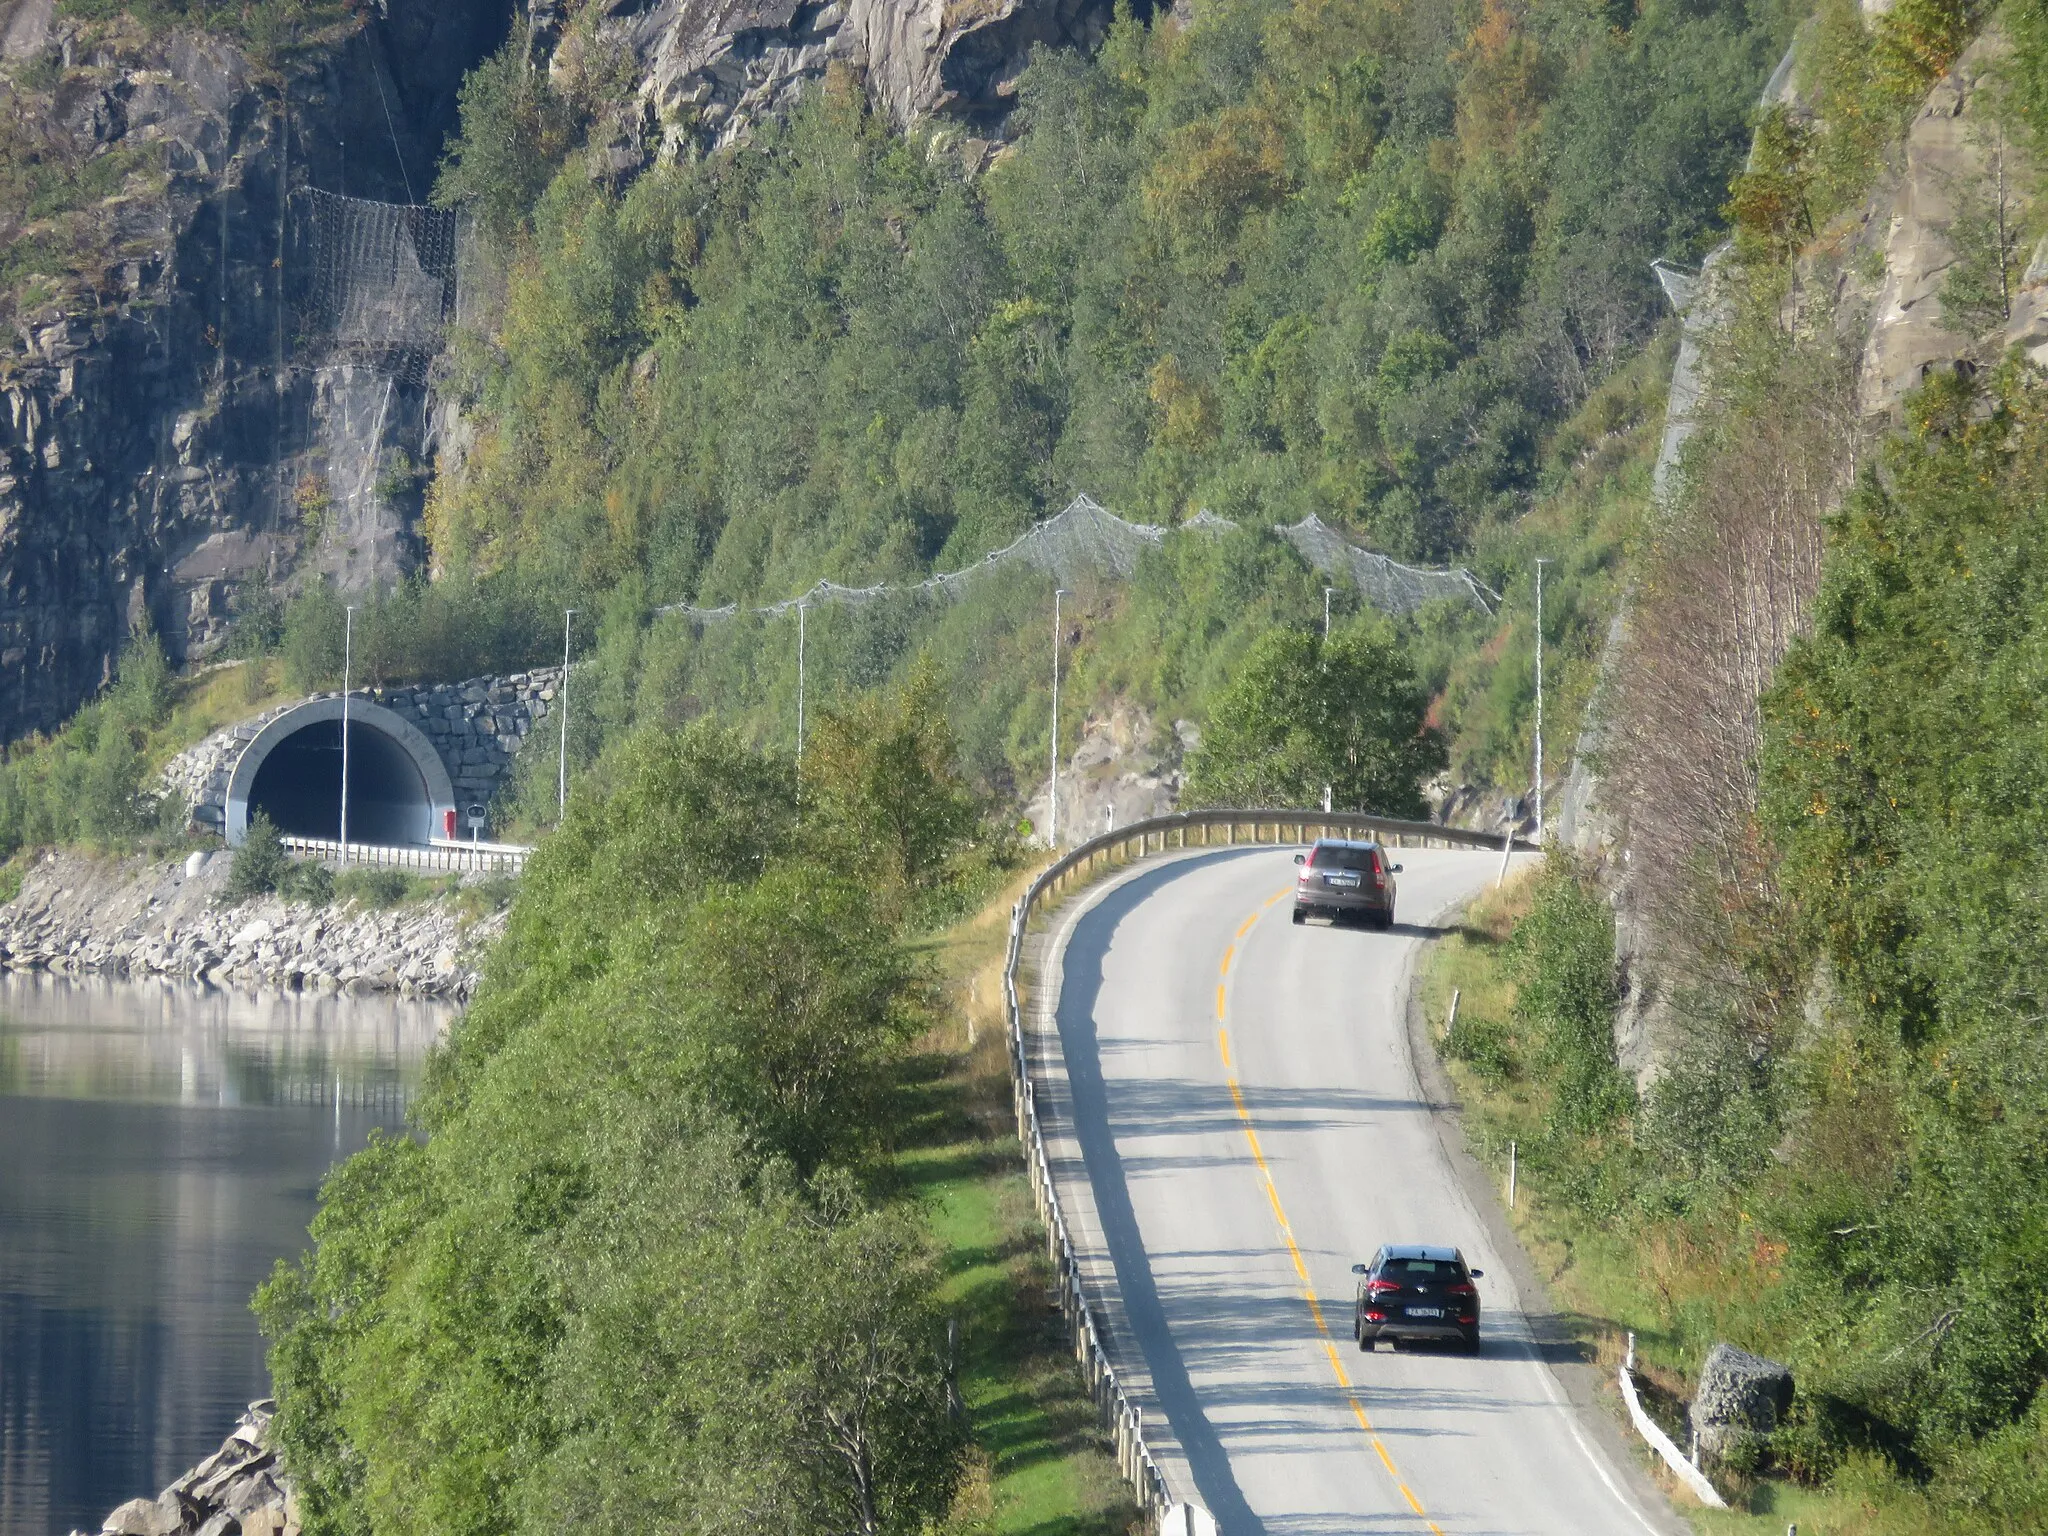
227, 811, 288, 900
1508, 850, 1632, 1139
1182, 621, 1446, 814
333, 867, 424, 909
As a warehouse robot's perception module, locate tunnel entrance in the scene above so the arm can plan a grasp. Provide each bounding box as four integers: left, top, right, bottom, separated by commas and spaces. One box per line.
226, 697, 455, 848
245, 720, 433, 844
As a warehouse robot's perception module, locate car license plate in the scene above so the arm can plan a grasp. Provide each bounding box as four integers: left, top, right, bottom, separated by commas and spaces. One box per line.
1327, 872, 1360, 887
1406, 1306, 1443, 1318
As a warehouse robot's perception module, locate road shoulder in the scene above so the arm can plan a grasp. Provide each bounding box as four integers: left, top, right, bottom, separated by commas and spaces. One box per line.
1398, 895, 1696, 1536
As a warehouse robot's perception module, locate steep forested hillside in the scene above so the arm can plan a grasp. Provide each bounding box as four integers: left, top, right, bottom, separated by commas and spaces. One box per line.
1424, 1, 2048, 1527
219, 0, 1785, 812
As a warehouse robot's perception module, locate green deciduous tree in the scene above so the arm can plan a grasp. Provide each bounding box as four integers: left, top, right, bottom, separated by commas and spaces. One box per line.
1183, 622, 1445, 815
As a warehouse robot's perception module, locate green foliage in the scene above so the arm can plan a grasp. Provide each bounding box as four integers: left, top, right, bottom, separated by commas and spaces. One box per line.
1182, 621, 1445, 815
258, 712, 995, 1535
227, 810, 289, 899
1507, 850, 1632, 1141
1938, 129, 2024, 337
0, 633, 175, 857
801, 660, 982, 923
273, 575, 563, 694
427, 0, 1783, 593
333, 868, 438, 910
1748, 367, 2048, 1466
434, 31, 577, 245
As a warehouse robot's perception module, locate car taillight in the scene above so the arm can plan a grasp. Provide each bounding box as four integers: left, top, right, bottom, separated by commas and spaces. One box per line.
1298, 868, 1311, 881
1446, 1282, 1475, 1297
1364, 1310, 1386, 1323
1366, 1279, 1400, 1298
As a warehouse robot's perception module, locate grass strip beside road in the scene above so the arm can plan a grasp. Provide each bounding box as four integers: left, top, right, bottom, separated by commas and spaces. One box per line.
892, 876, 1138, 1536
1417, 874, 1982, 1536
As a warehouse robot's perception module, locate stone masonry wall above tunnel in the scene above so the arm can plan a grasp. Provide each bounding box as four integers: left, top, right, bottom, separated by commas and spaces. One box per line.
166, 667, 563, 844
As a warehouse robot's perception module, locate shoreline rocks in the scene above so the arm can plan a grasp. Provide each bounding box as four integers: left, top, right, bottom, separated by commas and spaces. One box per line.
82, 1401, 296, 1536
0, 846, 506, 1001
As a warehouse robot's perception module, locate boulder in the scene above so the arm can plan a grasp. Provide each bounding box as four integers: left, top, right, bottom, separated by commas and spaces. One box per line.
1690, 1342, 1793, 1457
100, 1493, 187, 1536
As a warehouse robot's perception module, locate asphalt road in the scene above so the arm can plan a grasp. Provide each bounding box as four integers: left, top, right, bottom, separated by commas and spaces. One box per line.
1040, 846, 1676, 1536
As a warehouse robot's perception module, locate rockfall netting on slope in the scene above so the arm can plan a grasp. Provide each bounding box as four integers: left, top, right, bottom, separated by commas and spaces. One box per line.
661, 495, 1496, 622
297, 189, 462, 386
1271, 515, 1501, 614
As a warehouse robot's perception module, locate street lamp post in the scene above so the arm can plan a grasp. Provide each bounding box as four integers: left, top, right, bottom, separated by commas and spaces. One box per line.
1534, 558, 1550, 841
558, 609, 576, 823
1050, 588, 1070, 849
340, 604, 354, 863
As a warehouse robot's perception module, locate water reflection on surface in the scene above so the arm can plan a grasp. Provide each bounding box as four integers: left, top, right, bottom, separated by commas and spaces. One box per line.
0, 975, 448, 1536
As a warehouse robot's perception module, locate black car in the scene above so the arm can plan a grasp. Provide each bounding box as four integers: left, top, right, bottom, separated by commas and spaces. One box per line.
1352, 1244, 1483, 1352
1292, 838, 1401, 928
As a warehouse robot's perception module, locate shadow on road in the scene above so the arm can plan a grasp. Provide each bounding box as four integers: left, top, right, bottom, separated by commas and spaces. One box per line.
1054, 851, 1273, 1536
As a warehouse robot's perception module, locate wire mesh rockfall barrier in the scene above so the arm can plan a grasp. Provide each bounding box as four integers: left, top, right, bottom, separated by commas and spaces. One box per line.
1003, 809, 1535, 1528
661, 495, 1498, 626
298, 188, 462, 385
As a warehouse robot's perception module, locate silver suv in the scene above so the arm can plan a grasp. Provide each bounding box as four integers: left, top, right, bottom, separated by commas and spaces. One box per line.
1292, 838, 1400, 929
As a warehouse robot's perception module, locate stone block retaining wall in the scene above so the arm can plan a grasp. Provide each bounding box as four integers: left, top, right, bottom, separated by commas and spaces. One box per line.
164, 667, 564, 837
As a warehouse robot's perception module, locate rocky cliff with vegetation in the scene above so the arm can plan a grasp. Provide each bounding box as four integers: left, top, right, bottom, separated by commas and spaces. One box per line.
1430, 1, 2048, 1526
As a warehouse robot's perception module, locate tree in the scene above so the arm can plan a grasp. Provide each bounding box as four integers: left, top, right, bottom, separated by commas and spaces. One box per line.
434, 31, 576, 244
228, 810, 288, 899
801, 660, 978, 912
1183, 622, 1445, 815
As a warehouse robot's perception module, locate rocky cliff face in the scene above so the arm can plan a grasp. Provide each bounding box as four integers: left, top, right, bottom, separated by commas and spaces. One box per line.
0, 0, 510, 743
553, 0, 1137, 158
0, 0, 1134, 749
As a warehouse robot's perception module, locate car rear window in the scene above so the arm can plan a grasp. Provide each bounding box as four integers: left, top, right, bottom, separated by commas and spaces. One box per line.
1312, 846, 1379, 871
1382, 1259, 1458, 1278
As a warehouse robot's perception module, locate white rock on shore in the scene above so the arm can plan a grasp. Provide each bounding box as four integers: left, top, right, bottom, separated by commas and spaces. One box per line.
82, 1400, 295, 1536
0, 848, 507, 1001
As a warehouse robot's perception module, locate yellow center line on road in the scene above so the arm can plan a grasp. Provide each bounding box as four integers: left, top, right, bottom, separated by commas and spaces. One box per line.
1217, 890, 1448, 1536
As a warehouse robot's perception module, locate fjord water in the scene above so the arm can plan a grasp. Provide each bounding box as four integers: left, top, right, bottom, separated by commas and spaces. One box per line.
0, 977, 447, 1536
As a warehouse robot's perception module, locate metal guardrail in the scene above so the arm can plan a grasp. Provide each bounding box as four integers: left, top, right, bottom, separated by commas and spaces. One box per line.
1621, 1333, 1725, 1507
281, 835, 530, 875
1003, 807, 1534, 1526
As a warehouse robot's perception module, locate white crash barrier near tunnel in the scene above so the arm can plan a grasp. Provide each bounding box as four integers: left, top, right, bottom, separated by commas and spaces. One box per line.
1160, 1505, 1221, 1536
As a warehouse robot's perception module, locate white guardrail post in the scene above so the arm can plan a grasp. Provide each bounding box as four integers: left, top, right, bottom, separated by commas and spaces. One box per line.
1001, 809, 1536, 1530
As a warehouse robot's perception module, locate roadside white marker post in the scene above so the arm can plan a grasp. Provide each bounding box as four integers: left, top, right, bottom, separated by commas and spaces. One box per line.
1446, 988, 1460, 1037
796, 600, 806, 777
1496, 826, 1514, 888
340, 604, 354, 865
1534, 557, 1549, 840
559, 608, 575, 822
1508, 1139, 1517, 1210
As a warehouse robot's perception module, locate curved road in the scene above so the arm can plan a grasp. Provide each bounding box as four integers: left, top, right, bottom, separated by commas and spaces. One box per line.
1035, 846, 1678, 1536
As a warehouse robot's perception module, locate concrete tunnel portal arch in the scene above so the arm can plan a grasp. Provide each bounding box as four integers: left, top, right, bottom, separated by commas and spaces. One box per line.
225, 697, 456, 847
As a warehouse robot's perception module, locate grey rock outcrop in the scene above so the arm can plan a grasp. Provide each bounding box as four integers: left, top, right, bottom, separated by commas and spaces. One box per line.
0, 0, 506, 743
1023, 704, 1190, 847
575, 0, 1131, 155
78, 1400, 296, 1536
1689, 1342, 1794, 1459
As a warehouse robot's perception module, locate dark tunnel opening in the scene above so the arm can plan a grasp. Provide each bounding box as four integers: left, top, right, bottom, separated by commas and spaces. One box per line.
245, 720, 434, 845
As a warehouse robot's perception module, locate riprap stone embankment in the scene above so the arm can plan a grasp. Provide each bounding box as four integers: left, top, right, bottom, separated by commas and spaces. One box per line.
0, 847, 505, 999
83, 1401, 295, 1536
